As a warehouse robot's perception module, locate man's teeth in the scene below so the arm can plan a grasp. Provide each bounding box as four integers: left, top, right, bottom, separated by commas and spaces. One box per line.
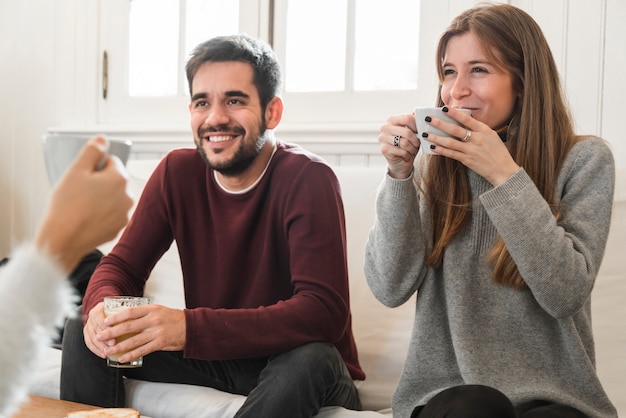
209, 135, 233, 142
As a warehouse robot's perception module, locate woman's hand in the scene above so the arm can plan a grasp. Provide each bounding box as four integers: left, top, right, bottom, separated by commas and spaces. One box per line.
378, 113, 420, 179
35, 136, 134, 272
423, 107, 520, 186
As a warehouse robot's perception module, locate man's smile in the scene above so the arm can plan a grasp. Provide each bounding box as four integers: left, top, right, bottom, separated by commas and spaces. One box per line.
206, 135, 236, 143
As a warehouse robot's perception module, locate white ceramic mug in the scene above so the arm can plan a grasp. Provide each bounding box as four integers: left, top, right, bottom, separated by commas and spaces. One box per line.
42, 133, 132, 185
414, 107, 471, 155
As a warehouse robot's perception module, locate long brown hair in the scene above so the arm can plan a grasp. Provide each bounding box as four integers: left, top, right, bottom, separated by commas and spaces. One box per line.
423, 4, 578, 289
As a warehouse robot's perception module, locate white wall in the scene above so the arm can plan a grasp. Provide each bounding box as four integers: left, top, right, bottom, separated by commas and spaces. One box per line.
1, 0, 625, 257
1, 0, 61, 256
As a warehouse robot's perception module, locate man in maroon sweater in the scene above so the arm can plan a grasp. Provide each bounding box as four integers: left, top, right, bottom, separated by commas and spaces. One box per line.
60, 34, 364, 417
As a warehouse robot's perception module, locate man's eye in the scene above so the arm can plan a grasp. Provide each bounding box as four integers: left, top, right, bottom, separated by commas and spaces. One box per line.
227, 98, 242, 105
194, 100, 208, 108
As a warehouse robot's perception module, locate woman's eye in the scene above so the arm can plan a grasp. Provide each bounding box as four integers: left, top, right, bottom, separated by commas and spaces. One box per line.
443, 68, 455, 76
471, 67, 488, 73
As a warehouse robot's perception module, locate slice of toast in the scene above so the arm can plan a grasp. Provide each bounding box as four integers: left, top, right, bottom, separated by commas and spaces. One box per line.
66, 408, 140, 418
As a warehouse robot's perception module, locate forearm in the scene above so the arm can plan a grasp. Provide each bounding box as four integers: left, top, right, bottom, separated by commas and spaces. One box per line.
364, 173, 427, 307
35, 214, 84, 272
184, 288, 348, 360
83, 253, 148, 321
482, 143, 614, 317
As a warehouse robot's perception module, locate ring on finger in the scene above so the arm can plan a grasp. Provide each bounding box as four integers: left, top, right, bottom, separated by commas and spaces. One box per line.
393, 135, 401, 147
461, 130, 472, 142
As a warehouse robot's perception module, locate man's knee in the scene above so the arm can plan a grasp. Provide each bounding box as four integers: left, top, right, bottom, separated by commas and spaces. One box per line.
270, 342, 347, 383
242, 343, 360, 415
282, 342, 341, 367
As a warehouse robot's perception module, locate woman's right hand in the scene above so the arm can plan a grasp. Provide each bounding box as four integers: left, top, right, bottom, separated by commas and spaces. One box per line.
35, 136, 134, 272
378, 113, 420, 179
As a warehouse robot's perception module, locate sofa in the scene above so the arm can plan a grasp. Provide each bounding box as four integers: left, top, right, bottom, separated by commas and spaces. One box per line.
30, 158, 625, 417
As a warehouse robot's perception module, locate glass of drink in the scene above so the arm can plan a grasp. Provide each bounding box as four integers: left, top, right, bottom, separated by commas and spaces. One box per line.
103, 296, 150, 368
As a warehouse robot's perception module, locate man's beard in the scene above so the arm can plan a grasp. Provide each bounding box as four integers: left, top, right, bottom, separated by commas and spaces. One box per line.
196, 122, 267, 177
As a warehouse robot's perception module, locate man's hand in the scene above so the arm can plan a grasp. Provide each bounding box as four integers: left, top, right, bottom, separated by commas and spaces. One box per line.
84, 303, 186, 363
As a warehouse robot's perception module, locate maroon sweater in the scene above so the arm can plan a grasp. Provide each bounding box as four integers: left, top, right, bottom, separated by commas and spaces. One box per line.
84, 142, 364, 380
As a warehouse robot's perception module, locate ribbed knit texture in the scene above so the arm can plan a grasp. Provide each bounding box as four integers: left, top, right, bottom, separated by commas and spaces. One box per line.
365, 137, 617, 418
86, 142, 364, 380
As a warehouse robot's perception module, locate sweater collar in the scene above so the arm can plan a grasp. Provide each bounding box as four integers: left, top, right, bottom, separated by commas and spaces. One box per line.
214, 142, 278, 195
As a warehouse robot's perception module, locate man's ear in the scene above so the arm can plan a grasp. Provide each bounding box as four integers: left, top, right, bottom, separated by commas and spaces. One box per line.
264, 96, 283, 130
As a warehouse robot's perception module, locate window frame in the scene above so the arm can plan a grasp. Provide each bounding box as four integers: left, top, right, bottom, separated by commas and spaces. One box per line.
272, 0, 439, 126
97, 0, 270, 127
96, 0, 465, 129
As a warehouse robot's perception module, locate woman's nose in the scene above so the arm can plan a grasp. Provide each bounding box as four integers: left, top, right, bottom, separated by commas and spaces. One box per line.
449, 75, 470, 100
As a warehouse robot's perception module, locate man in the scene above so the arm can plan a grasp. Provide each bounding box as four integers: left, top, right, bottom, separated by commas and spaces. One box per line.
60, 34, 364, 418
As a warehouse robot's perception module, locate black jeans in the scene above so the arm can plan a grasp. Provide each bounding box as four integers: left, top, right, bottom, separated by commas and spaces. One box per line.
60, 316, 361, 418
411, 385, 588, 418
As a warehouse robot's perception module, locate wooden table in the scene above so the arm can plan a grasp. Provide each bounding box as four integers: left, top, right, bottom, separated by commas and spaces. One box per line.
12, 395, 98, 418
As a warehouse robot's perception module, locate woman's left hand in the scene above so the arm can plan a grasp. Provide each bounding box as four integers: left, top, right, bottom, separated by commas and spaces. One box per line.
424, 107, 520, 186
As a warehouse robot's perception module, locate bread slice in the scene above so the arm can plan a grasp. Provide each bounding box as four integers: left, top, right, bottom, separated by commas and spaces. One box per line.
66, 408, 140, 418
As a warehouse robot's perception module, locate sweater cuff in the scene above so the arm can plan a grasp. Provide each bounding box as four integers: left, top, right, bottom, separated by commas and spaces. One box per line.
0, 245, 76, 322
480, 168, 532, 210
380, 170, 417, 202
386, 168, 415, 181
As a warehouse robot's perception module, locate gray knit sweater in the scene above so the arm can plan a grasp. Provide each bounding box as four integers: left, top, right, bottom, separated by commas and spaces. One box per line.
364, 137, 617, 418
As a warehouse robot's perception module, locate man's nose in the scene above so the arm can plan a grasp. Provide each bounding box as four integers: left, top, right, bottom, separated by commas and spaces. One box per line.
204, 103, 230, 126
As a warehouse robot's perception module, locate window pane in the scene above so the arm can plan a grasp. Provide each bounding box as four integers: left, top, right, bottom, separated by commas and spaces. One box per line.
128, 0, 239, 98
354, 0, 420, 91
284, 0, 348, 92
128, 0, 180, 97
185, 0, 239, 58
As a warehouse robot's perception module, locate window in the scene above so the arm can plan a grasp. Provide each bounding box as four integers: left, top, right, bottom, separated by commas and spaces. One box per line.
127, 0, 240, 97
281, 0, 419, 92
282, 0, 349, 93
98, 0, 449, 128
273, 0, 425, 125
98, 0, 264, 127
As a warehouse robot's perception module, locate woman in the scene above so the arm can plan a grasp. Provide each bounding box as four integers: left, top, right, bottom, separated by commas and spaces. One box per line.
364, 4, 617, 418
0, 137, 132, 417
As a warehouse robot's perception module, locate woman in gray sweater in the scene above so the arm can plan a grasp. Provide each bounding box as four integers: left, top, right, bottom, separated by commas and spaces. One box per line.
364, 4, 617, 418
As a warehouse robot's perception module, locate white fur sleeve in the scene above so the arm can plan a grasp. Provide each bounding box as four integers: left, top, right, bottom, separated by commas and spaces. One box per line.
0, 245, 76, 418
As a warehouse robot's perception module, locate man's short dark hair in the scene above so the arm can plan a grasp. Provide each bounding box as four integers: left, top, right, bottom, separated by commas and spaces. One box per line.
186, 34, 282, 110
